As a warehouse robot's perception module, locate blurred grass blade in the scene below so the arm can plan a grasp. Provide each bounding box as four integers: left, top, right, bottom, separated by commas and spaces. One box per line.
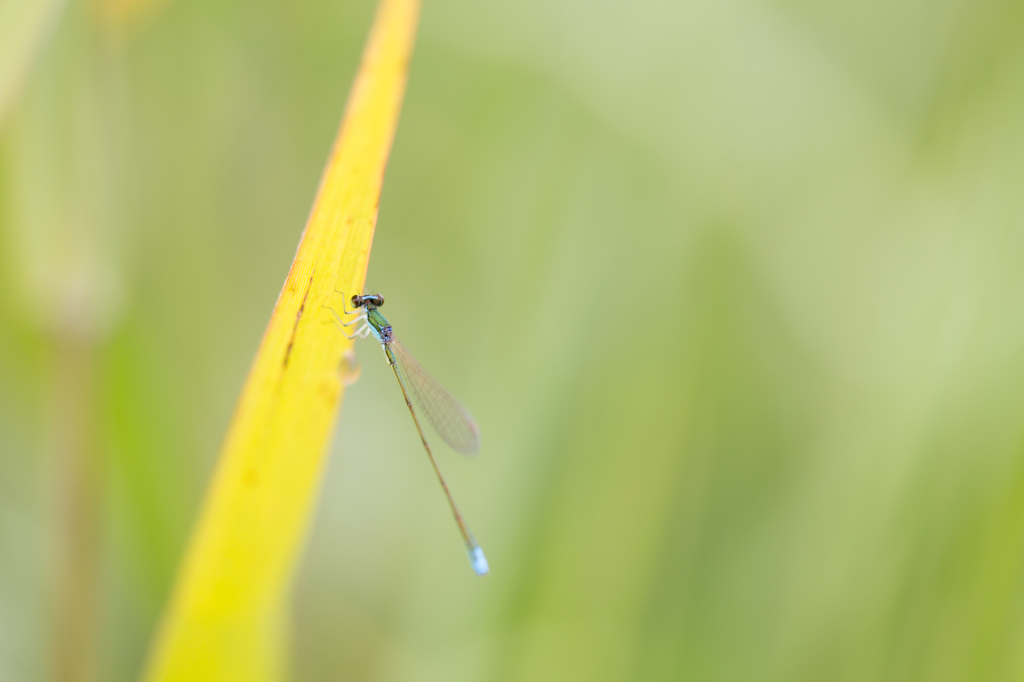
141, 0, 420, 680
0, 0, 66, 123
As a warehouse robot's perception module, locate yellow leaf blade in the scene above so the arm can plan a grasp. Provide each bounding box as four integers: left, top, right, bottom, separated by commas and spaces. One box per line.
141, 1, 420, 680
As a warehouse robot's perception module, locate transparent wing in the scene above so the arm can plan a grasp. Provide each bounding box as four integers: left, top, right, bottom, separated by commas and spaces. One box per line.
390, 337, 481, 455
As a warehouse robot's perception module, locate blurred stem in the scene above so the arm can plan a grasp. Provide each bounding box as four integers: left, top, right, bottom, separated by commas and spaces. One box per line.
52, 329, 101, 682
2, 0, 131, 678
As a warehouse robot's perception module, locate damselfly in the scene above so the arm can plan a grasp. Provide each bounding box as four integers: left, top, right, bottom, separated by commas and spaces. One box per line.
329, 292, 488, 576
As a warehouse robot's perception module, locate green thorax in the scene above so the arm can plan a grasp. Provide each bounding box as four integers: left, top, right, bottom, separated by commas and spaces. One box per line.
366, 307, 393, 344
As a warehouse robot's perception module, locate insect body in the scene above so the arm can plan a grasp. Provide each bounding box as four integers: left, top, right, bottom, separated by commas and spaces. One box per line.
332, 292, 487, 575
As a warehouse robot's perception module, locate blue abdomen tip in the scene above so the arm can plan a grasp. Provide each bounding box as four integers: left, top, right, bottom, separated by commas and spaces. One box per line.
470, 546, 489, 576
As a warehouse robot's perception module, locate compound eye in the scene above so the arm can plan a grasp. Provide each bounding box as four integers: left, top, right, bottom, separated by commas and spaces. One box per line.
350, 295, 364, 308
374, 294, 385, 307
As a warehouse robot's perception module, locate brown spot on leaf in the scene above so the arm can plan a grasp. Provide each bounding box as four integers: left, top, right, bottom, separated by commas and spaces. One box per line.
283, 277, 313, 368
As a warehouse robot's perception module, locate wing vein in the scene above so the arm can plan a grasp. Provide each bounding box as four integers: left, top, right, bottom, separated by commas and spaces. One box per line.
390, 338, 480, 455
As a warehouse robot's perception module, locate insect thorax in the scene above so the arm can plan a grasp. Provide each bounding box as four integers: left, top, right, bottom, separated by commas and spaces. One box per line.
366, 308, 393, 344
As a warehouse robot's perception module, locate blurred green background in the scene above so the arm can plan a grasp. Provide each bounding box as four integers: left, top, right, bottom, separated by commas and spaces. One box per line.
4, 0, 1024, 680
